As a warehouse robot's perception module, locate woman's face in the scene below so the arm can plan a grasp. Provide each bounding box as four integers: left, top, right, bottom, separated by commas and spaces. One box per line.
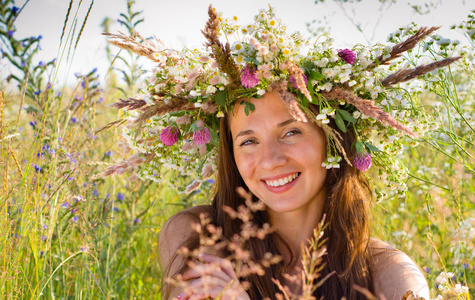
229, 92, 327, 216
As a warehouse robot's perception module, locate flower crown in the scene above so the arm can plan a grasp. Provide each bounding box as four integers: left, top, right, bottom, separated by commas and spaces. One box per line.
102, 6, 460, 194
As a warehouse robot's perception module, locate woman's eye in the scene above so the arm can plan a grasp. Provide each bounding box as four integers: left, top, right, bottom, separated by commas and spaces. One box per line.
240, 139, 257, 146
284, 129, 301, 137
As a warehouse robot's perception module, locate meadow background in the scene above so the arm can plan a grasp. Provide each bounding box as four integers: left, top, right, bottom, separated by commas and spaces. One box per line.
0, 0, 473, 299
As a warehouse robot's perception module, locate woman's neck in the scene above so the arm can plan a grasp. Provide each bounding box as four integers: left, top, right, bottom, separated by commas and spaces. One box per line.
268, 203, 324, 261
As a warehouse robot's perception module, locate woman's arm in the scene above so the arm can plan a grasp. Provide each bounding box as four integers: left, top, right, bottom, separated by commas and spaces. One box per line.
368, 238, 430, 300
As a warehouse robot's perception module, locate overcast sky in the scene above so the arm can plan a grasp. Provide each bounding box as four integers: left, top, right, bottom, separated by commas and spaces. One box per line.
5, 0, 472, 87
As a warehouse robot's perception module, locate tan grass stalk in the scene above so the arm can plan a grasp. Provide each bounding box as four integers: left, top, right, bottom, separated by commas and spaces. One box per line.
0, 91, 4, 141
322, 87, 417, 138
60, 0, 74, 45
287, 62, 312, 102
268, 81, 308, 122
201, 5, 241, 99
380, 56, 462, 86
104, 32, 163, 63
74, 0, 95, 50
9, 145, 23, 177
367, 27, 440, 69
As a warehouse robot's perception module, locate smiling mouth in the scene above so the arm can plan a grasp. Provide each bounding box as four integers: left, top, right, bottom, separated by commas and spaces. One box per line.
264, 172, 300, 187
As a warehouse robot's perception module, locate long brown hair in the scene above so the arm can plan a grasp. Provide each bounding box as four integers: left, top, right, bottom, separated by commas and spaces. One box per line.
162, 103, 374, 299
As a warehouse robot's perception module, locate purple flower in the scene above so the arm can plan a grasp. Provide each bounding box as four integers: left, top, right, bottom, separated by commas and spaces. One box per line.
193, 127, 211, 145
104, 150, 112, 157
40, 250, 44, 257
41, 235, 47, 241
289, 73, 308, 89
160, 126, 179, 146
43, 225, 47, 230
93, 189, 98, 197
34, 89, 41, 96
97, 97, 104, 104
12, 6, 19, 14
240, 65, 260, 88
92, 67, 98, 73
37, 35, 42, 40
7, 30, 14, 37
353, 152, 372, 171
61, 202, 69, 208
117, 193, 124, 201
21, 40, 28, 47
72, 216, 78, 222
71, 117, 77, 124
34, 164, 41, 173
338, 49, 356, 65
38, 61, 45, 67
113, 206, 120, 212
134, 218, 140, 224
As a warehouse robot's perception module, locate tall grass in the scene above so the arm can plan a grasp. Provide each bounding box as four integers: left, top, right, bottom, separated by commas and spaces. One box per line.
0, 1, 473, 299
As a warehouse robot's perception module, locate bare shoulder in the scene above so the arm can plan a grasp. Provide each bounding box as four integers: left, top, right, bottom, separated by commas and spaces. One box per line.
158, 205, 213, 276
367, 238, 430, 300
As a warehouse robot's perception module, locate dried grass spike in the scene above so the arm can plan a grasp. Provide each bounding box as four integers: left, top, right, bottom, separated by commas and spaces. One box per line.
322, 87, 417, 138
269, 81, 308, 122
381, 56, 462, 86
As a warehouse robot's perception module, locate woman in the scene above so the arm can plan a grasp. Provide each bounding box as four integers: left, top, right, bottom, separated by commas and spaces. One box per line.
159, 92, 429, 299
104, 5, 459, 300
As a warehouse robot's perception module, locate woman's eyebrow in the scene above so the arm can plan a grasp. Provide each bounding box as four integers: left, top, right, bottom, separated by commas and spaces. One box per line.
277, 118, 296, 128
233, 119, 296, 141
234, 129, 254, 141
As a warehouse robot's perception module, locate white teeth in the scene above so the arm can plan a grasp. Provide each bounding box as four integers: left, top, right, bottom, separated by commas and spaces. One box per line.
265, 173, 299, 187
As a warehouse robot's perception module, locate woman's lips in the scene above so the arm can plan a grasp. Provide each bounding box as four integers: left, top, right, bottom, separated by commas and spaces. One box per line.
261, 172, 300, 193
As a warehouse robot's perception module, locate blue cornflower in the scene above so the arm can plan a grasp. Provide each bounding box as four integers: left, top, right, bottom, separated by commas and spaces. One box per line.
68, 177, 74, 181
38, 61, 45, 67
71, 117, 77, 124
58, 92, 62, 97
43, 225, 47, 230
92, 189, 98, 197
37, 35, 42, 40
72, 216, 78, 222
92, 67, 98, 73
464, 263, 470, 269
37, 152, 44, 159
7, 30, 14, 37
29, 121, 37, 128
21, 40, 28, 47
134, 218, 140, 224
60, 202, 69, 208
34, 164, 41, 173
97, 97, 104, 104
117, 193, 124, 201
113, 206, 120, 212
41, 235, 47, 241
34, 89, 41, 96
12, 6, 19, 14
207, 179, 215, 184
81, 81, 86, 88
40, 251, 44, 257
104, 150, 112, 157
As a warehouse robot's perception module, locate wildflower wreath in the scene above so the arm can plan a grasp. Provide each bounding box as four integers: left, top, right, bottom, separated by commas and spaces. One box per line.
102, 5, 460, 194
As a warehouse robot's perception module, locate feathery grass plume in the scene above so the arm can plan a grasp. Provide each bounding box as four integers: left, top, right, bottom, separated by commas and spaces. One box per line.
380, 56, 462, 86
132, 98, 197, 126
268, 81, 308, 122
287, 62, 312, 102
367, 27, 440, 69
74, 0, 95, 51
322, 87, 417, 138
110, 98, 147, 110
104, 32, 163, 63
201, 5, 241, 101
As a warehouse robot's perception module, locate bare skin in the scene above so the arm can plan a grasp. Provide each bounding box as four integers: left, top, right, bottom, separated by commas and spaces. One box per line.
159, 93, 429, 299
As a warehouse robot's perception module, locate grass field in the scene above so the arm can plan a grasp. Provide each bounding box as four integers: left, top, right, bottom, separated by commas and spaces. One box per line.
0, 1, 473, 299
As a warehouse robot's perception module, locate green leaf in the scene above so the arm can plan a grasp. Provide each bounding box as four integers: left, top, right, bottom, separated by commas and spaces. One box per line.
302, 60, 314, 71
243, 102, 255, 116
244, 57, 259, 65
355, 140, 364, 153
364, 142, 380, 153
335, 113, 347, 133
337, 110, 356, 123
307, 70, 324, 81
215, 90, 227, 107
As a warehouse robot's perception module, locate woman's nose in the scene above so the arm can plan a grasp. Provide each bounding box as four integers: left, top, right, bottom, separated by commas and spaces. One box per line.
258, 140, 287, 170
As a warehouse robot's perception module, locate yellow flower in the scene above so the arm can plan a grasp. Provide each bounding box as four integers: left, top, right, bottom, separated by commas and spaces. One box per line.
236, 56, 244, 63
147, 119, 152, 124
233, 16, 238, 21
241, 28, 248, 34
283, 49, 290, 56
234, 43, 242, 51
269, 19, 276, 27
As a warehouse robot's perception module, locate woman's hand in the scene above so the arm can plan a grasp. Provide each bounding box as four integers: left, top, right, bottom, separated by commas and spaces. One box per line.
179, 254, 250, 300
